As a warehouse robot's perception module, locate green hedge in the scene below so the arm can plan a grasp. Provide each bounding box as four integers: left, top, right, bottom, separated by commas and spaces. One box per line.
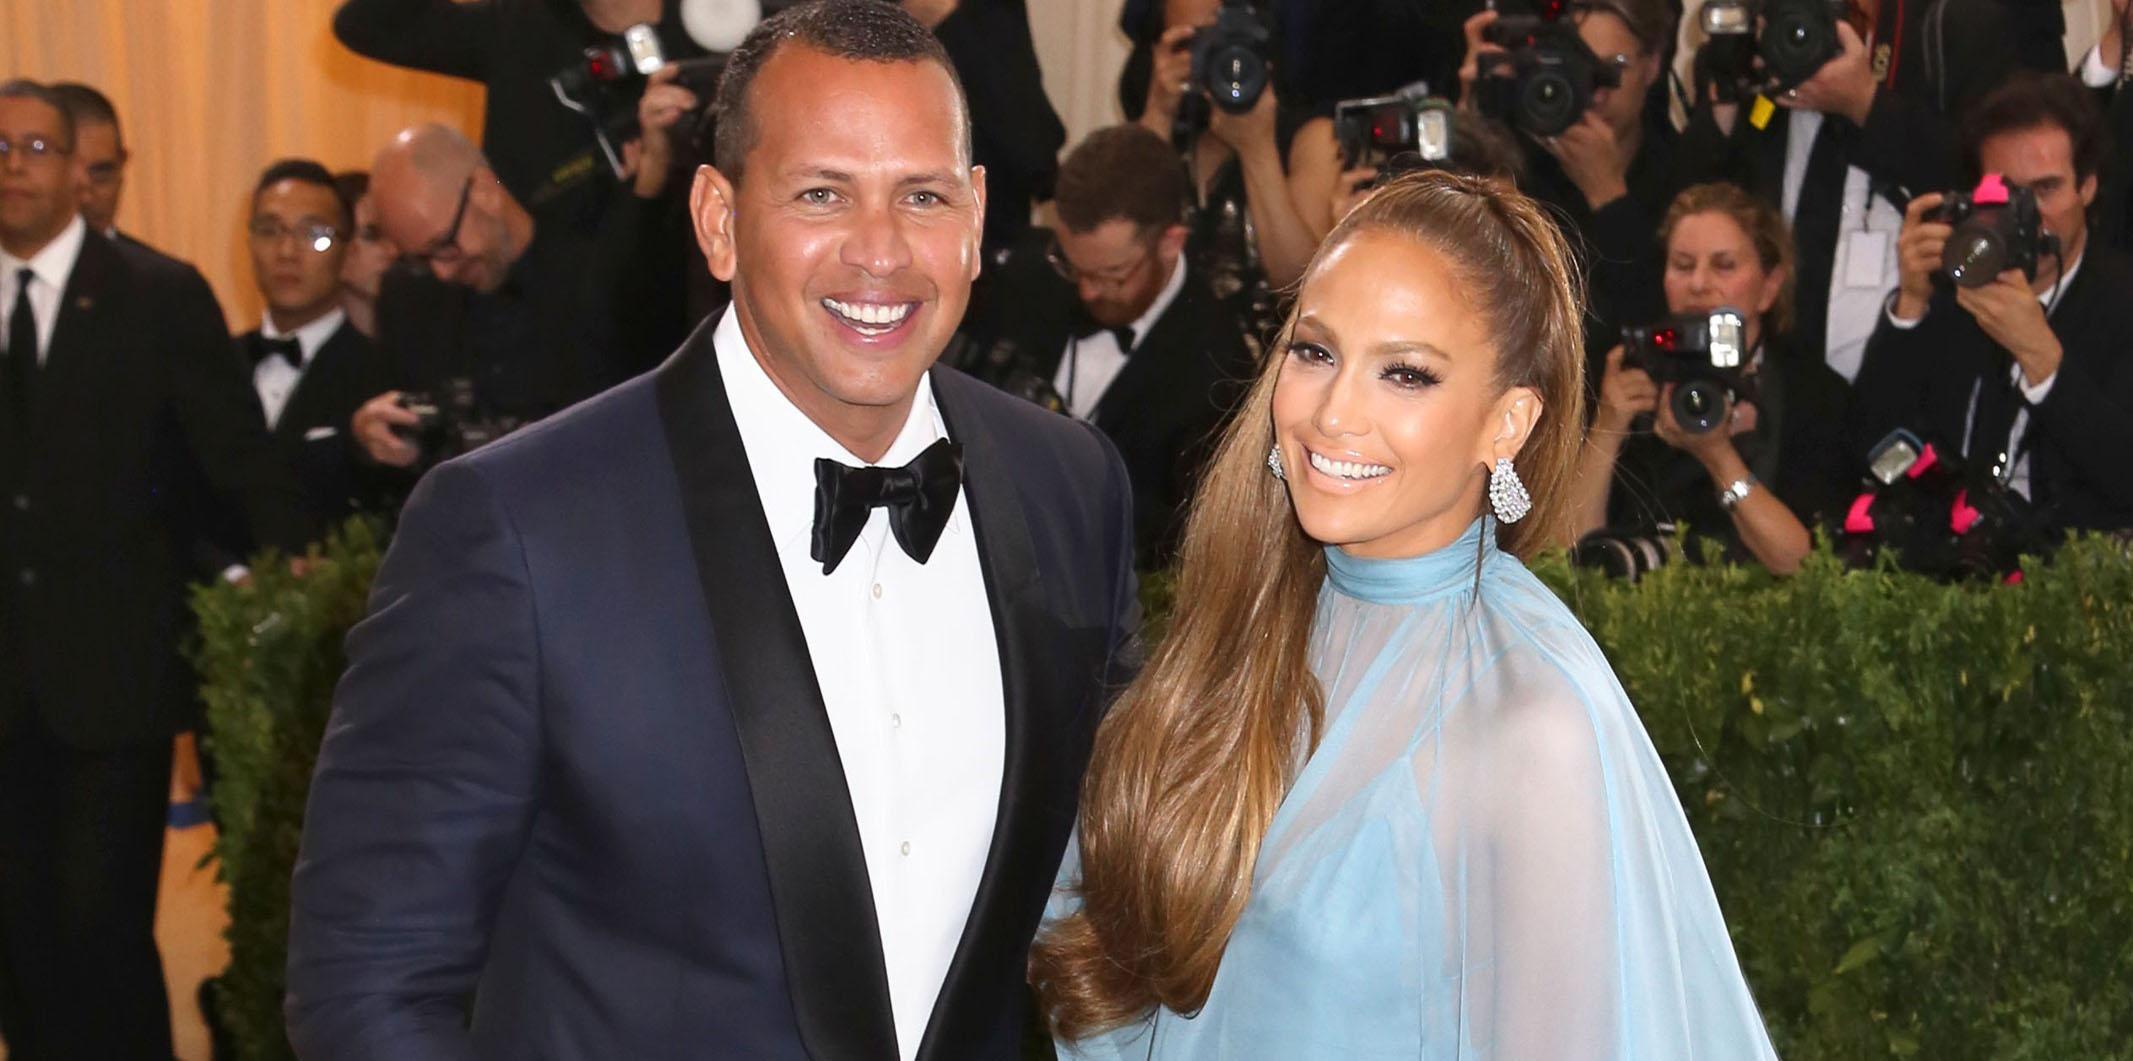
194, 527, 2133, 1058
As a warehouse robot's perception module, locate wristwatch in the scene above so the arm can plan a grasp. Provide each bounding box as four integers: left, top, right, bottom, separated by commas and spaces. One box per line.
1718, 475, 1758, 510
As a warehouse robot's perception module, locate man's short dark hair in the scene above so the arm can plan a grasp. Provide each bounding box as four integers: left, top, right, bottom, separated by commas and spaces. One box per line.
333, 170, 370, 210
1961, 71, 2108, 184
711, 0, 969, 184
0, 80, 76, 152
1054, 125, 1190, 235
49, 82, 120, 146
254, 158, 352, 228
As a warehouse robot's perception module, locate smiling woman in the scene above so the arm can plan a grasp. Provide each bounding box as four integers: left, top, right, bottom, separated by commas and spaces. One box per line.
1034, 170, 1779, 1060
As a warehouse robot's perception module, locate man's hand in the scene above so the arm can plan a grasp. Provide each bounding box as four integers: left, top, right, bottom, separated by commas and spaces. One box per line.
1140, 25, 1198, 138
627, 65, 698, 199
1956, 269, 2064, 385
1206, 78, 1279, 157
353, 391, 422, 468
1456, 10, 1507, 109
1774, 21, 1876, 126
1893, 192, 1951, 322
1539, 111, 1631, 210
900, 0, 959, 29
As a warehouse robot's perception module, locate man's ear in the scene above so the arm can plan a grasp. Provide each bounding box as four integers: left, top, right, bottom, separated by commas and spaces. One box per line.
692, 165, 739, 283
2080, 170, 2099, 211
1482, 385, 1543, 467
968, 163, 989, 281
1158, 222, 1189, 264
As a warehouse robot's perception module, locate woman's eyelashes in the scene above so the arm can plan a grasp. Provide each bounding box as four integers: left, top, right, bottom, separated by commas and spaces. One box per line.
1380, 361, 1442, 390
1287, 340, 1335, 366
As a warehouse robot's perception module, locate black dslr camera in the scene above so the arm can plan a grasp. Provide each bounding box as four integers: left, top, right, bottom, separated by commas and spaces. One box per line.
550, 23, 724, 180
1838, 429, 2048, 579
1334, 86, 1454, 171
1620, 309, 1752, 435
1476, 0, 1621, 137
1189, 0, 1273, 115
1696, 0, 1851, 93
1932, 174, 2058, 288
393, 378, 529, 463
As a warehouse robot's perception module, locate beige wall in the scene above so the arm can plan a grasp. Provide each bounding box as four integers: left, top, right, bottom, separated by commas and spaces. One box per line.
2, 0, 483, 330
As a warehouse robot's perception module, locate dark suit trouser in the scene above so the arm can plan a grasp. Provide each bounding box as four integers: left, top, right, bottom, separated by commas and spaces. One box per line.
0, 708, 174, 1061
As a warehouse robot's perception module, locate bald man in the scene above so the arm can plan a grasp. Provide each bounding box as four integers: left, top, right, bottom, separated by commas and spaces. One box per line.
348, 122, 691, 469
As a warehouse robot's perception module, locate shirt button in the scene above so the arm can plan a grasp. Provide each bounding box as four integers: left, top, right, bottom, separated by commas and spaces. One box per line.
871, 583, 883, 600
890, 713, 902, 729
10, 494, 26, 511
17, 569, 34, 587
900, 841, 911, 856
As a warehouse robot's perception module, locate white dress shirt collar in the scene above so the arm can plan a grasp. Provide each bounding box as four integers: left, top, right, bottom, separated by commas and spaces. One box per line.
261, 307, 348, 369
0, 214, 89, 366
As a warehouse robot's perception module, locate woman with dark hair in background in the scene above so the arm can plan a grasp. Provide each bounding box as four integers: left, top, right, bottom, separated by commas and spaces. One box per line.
1572, 182, 1855, 574
1031, 170, 1775, 1058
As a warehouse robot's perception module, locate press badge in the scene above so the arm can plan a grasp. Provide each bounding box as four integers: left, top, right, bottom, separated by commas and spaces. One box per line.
1844, 230, 1891, 288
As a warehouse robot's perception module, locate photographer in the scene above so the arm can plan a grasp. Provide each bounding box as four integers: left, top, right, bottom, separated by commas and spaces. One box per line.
960, 124, 1253, 563
1454, 0, 1681, 358
1856, 72, 2133, 534
1678, 0, 2016, 382
349, 120, 688, 470
1125, 0, 1333, 294
1572, 183, 1856, 574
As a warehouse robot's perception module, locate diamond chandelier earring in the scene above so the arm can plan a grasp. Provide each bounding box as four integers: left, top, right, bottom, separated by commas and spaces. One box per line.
1488, 456, 1530, 524
1267, 445, 1286, 481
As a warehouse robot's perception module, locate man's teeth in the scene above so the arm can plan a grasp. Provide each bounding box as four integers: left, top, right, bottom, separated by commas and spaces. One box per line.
823, 298, 914, 331
1308, 451, 1391, 481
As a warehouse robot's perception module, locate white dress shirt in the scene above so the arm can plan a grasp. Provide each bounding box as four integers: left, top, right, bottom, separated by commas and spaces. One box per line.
1781, 110, 1904, 383
713, 308, 1004, 1060
254, 308, 347, 431
1882, 251, 2078, 499
1052, 253, 1189, 419
0, 214, 89, 366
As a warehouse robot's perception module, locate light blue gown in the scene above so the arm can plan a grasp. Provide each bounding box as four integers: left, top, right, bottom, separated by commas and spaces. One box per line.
1053, 519, 1779, 1059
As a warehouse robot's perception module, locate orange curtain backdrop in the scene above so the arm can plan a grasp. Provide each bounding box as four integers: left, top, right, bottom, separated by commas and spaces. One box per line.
1, 0, 484, 329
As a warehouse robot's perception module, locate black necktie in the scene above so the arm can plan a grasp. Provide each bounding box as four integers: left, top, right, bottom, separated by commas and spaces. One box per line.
810, 437, 964, 576
254, 334, 303, 370
1789, 118, 1855, 364
6, 269, 36, 427
1970, 367, 2031, 480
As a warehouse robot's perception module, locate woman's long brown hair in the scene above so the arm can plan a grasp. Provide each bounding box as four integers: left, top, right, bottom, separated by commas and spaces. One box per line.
1029, 170, 1589, 1039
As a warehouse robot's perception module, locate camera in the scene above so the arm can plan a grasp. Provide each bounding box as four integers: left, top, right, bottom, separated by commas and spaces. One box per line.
1476, 0, 1621, 137
1620, 309, 1753, 435
1572, 526, 1684, 581
1839, 429, 2047, 578
1697, 0, 1851, 93
1188, 0, 1274, 116
550, 23, 725, 180
393, 378, 529, 463
1932, 173, 2059, 288
1335, 86, 1454, 171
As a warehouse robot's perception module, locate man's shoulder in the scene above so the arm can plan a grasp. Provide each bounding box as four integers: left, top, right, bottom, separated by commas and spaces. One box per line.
442, 373, 667, 500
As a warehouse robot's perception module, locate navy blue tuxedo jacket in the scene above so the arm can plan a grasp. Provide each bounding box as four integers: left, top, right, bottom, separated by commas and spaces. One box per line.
286, 321, 1139, 1059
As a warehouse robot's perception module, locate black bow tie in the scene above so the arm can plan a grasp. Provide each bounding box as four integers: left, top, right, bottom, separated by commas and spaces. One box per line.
1071, 313, 1135, 353
810, 437, 964, 575
254, 335, 303, 370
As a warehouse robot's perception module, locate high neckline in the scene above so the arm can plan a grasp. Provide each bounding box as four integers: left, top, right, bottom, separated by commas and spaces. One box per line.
1324, 518, 1498, 605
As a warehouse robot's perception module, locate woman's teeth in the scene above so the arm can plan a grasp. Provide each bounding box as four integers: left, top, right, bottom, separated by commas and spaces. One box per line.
1309, 451, 1391, 481
823, 298, 914, 334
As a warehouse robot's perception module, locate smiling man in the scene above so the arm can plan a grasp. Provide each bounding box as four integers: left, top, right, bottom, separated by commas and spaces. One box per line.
285, 3, 1140, 1059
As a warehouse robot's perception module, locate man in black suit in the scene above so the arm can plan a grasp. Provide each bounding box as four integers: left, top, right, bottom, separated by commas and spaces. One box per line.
1857, 72, 2133, 534
962, 123, 1252, 564
1680, 0, 2017, 384
0, 80, 307, 1059
237, 159, 401, 542
46, 83, 130, 244
287, 4, 1138, 1058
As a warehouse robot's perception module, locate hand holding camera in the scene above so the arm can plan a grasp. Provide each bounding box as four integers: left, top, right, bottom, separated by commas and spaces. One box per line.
1771, 18, 1875, 125
1893, 192, 1953, 320
627, 64, 701, 197
1139, 24, 1199, 141
353, 391, 421, 469
1955, 273, 2063, 386
1596, 345, 1660, 431
1465, 1, 1621, 138
1539, 109, 1631, 208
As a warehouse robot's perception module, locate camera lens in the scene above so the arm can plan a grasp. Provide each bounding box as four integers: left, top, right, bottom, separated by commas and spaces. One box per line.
1944, 231, 2006, 288
1673, 379, 1731, 434
1519, 71, 1579, 136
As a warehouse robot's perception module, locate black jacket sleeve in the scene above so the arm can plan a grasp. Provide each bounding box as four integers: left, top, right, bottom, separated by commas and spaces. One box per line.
332, 0, 496, 82
932, 0, 1067, 199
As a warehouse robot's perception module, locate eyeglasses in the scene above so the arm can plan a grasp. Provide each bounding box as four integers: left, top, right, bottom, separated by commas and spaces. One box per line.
83, 154, 128, 186
0, 136, 68, 165
1046, 237, 1158, 294
398, 174, 475, 271
248, 218, 342, 254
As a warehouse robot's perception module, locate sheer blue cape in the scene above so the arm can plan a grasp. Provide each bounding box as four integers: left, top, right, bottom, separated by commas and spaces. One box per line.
1053, 519, 1778, 1059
